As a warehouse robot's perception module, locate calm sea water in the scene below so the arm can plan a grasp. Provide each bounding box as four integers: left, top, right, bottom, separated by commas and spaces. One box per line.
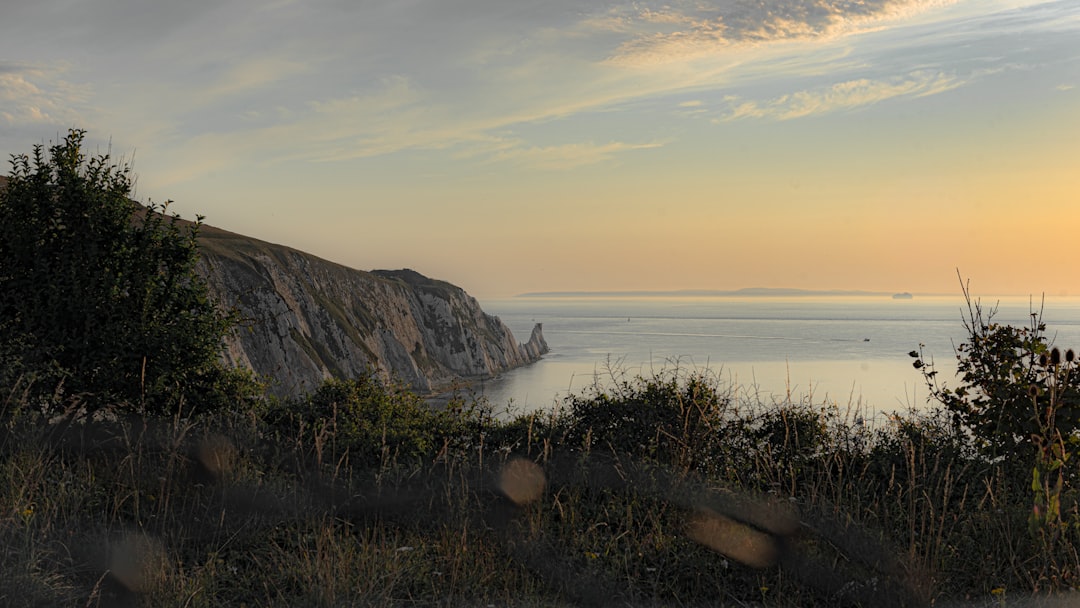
475, 295, 1080, 417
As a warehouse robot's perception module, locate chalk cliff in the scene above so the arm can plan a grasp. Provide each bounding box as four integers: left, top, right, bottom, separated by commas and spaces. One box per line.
195, 225, 547, 398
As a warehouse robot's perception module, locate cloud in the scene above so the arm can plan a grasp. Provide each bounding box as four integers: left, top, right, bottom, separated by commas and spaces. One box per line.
5, 0, 227, 51
714, 70, 965, 120
7, 0, 1060, 187
196, 56, 310, 105
294, 76, 479, 162
0, 62, 90, 128
486, 139, 665, 170
603, 0, 963, 66
237, 83, 663, 170
128, 75, 560, 183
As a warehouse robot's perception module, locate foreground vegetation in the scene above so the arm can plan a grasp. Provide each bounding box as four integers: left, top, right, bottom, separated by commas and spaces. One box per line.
6, 131, 1080, 606
4, 365, 1080, 607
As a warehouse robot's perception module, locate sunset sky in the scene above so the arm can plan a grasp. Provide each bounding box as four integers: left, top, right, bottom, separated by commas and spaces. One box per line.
2, 0, 1078, 298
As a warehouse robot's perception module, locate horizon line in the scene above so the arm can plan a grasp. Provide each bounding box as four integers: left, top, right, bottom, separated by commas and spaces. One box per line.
515, 287, 926, 298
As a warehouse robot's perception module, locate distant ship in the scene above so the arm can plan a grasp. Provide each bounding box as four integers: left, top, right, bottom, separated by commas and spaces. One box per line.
892, 292, 914, 300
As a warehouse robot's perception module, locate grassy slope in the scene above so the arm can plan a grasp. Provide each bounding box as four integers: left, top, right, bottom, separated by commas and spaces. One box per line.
2, 369, 1076, 607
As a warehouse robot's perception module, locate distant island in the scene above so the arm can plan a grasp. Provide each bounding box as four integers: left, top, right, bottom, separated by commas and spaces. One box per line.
517, 287, 899, 298
892, 292, 914, 299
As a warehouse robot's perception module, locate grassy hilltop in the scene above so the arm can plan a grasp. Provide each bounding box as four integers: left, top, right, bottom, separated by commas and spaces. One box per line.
5, 365, 1080, 607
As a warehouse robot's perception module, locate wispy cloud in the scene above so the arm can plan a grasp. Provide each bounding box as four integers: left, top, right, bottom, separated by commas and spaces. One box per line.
294, 76, 502, 163
714, 70, 965, 120
148, 79, 665, 172
603, 0, 963, 66
4, 0, 1068, 184
196, 56, 310, 106
486, 140, 665, 170
0, 62, 90, 128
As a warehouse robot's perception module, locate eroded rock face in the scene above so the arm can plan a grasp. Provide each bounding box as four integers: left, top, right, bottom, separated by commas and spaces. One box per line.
196, 226, 547, 398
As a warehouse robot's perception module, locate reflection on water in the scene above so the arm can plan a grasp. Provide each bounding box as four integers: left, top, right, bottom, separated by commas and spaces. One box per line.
477, 295, 1080, 416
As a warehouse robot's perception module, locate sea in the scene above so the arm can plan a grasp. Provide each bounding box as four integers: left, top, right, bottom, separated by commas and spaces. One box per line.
474, 294, 1080, 419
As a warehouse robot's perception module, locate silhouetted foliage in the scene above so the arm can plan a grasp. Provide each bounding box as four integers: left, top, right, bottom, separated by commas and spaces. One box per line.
0, 129, 253, 416
264, 374, 489, 468
563, 368, 731, 472
912, 278, 1080, 462
912, 277, 1080, 584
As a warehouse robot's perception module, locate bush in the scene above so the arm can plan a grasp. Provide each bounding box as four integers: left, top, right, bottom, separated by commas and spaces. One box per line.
265, 375, 482, 468
913, 278, 1080, 573
562, 367, 732, 472
0, 129, 254, 417
912, 279, 1080, 462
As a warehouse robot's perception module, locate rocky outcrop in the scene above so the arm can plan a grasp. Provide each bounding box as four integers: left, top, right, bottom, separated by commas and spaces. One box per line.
521, 323, 549, 360
195, 225, 547, 398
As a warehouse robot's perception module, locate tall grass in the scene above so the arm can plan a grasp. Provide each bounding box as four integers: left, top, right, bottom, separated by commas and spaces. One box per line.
2, 369, 1078, 606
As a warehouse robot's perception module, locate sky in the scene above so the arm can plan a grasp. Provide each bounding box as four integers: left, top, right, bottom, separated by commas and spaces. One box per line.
1, 0, 1078, 299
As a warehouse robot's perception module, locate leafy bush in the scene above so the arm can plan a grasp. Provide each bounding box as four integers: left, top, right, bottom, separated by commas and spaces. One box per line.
0, 129, 255, 417
265, 374, 483, 468
912, 279, 1080, 571
562, 368, 733, 472
912, 280, 1080, 462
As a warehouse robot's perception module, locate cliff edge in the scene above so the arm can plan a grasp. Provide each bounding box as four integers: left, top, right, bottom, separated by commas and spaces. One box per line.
196, 225, 547, 398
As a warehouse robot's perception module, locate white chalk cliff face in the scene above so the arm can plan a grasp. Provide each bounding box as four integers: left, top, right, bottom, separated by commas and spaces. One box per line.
195, 225, 547, 398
